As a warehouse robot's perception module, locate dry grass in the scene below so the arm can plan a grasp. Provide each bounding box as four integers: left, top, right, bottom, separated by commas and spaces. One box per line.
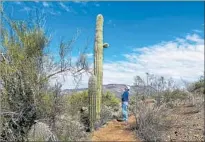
28, 122, 58, 141
27, 114, 89, 141
131, 92, 204, 142
134, 102, 171, 142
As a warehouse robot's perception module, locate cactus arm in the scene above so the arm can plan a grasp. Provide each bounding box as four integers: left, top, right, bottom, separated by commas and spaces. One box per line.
88, 75, 97, 131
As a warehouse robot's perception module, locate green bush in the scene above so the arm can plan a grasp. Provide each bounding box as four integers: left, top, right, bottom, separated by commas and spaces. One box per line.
94, 105, 113, 129
194, 80, 204, 90
188, 78, 204, 94
38, 93, 54, 118
66, 91, 89, 115
102, 91, 120, 108
193, 80, 204, 94
65, 90, 119, 116
64, 90, 119, 131
163, 89, 188, 103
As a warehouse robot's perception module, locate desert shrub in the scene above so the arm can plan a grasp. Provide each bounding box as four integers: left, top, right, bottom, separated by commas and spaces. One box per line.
136, 103, 171, 142
94, 105, 113, 129
186, 77, 204, 93
165, 102, 174, 109
129, 95, 140, 115
0, 72, 37, 141
129, 93, 171, 142
66, 91, 89, 115
194, 80, 204, 91
80, 104, 117, 131
65, 91, 119, 131
55, 115, 89, 141
37, 92, 56, 120
200, 87, 204, 94
66, 90, 120, 115
100, 105, 113, 124
163, 89, 188, 103
102, 91, 120, 108
0, 5, 88, 141
27, 122, 58, 141
188, 79, 204, 94
129, 94, 150, 116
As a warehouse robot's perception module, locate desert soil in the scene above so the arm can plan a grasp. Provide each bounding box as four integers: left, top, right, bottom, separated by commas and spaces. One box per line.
161, 103, 204, 141
91, 115, 139, 141
91, 100, 204, 141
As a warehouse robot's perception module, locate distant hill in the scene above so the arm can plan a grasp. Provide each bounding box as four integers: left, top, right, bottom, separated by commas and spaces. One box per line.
0, 80, 157, 98
61, 84, 157, 98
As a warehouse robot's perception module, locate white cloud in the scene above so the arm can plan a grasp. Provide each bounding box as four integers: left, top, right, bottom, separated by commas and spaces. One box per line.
59, 2, 70, 12
15, 1, 21, 5
42, 2, 49, 7
124, 33, 204, 84
86, 53, 93, 58
49, 72, 90, 90
19, 6, 31, 14
193, 29, 202, 33
49, 11, 61, 16
50, 33, 204, 89
186, 34, 204, 43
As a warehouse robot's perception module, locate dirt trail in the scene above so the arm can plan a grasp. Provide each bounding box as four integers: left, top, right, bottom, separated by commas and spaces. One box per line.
92, 115, 140, 141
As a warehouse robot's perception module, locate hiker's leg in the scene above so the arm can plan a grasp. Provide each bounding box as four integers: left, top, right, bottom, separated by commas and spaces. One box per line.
125, 104, 128, 121
122, 103, 126, 121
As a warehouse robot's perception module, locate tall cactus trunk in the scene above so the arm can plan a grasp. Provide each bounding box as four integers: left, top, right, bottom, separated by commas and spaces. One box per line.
94, 14, 104, 120
88, 75, 97, 131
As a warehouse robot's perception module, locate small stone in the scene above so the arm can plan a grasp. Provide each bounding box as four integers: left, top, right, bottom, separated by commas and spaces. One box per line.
101, 124, 107, 128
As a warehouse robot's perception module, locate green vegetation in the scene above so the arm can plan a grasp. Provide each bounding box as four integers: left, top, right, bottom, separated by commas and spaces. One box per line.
65, 90, 120, 113
190, 78, 204, 94
66, 91, 89, 115
102, 91, 120, 108
62, 90, 120, 132
0, 6, 88, 141
163, 89, 188, 103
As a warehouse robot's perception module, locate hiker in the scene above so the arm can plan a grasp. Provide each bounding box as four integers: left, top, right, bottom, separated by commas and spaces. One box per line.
121, 86, 130, 122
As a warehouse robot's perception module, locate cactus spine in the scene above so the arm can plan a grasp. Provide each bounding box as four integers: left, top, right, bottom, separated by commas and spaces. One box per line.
88, 75, 97, 131
94, 14, 109, 120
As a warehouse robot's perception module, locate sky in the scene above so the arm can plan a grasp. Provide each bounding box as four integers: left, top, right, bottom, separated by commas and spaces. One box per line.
3, 1, 204, 89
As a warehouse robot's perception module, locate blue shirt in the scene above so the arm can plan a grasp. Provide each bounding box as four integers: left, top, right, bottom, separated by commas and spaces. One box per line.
122, 90, 129, 102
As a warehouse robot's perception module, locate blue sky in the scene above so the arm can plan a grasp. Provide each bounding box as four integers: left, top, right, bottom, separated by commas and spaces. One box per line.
3, 1, 204, 89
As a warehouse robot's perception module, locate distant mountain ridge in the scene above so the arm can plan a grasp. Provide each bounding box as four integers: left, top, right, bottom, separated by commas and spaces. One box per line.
0, 81, 157, 98
61, 84, 157, 98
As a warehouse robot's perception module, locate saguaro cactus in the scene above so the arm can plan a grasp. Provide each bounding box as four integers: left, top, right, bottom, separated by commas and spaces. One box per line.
94, 14, 109, 120
88, 75, 97, 131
